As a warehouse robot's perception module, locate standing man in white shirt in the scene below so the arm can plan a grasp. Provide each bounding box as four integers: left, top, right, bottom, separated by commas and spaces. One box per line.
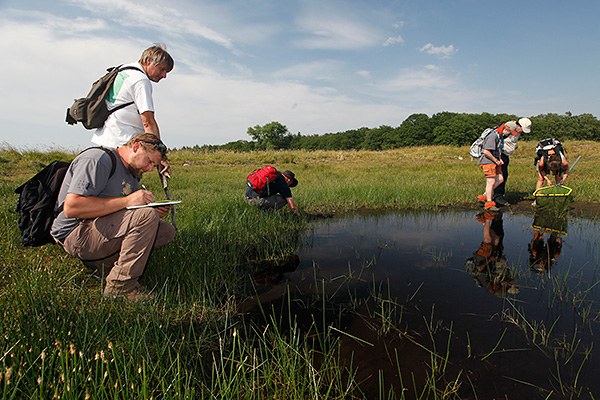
92, 44, 174, 155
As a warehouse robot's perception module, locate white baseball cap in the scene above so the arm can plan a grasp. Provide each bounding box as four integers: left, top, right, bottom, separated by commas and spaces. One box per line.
518, 118, 532, 133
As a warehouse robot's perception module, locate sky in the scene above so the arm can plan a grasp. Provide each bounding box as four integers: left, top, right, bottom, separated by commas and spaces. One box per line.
1, 0, 599, 151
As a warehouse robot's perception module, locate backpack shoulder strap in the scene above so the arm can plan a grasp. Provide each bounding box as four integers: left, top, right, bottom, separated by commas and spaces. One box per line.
55, 147, 117, 214
106, 64, 143, 74
117, 65, 144, 74
79, 146, 118, 178
105, 65, 144, 115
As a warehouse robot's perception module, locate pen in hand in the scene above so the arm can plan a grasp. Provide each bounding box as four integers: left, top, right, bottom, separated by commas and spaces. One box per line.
139, 184, 155, 205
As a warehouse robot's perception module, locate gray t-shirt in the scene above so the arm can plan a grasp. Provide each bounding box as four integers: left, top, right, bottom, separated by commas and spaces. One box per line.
50, 148, 139, 241
478, 131, 503, 165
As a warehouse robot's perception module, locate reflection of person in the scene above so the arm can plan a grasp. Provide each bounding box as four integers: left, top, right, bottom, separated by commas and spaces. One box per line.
535, 140, 569, 190
528, 229, 563, 272
51, 133, 176, 302
465, 212, 519, 296
493, 118, 532, 206
251, 254, 300, 286
477, 126, 512, 211
91, 44, 174, 174
244, 168, 300, 215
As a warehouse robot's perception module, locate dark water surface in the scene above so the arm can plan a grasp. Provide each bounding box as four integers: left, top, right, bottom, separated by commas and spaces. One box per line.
248, 209, 600, 398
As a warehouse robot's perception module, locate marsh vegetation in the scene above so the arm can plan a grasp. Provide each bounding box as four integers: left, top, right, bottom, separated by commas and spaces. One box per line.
1, 141, 599, 398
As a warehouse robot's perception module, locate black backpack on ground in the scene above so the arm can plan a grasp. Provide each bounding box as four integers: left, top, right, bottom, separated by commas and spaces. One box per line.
65, 65, 143, 130
14, 148, 117, 247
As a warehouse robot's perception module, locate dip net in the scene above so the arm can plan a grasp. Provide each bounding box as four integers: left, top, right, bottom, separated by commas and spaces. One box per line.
533, 185, 572, 213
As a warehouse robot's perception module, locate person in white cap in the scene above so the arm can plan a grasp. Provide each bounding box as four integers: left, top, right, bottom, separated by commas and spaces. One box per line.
492, 117, 532, 206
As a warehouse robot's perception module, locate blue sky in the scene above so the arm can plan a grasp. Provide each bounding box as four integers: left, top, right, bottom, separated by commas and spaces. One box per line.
1, 0, 599, 150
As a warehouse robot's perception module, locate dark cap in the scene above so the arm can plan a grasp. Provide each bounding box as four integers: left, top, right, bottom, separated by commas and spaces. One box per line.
282, 170, 298, 187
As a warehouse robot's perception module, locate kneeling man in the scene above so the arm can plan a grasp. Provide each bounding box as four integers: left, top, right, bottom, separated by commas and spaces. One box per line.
51, 133, 176, 302
244, 167, 300, 215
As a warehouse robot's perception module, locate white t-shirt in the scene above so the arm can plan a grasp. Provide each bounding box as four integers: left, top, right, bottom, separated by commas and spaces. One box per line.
91, 62, 154, 147
501, 121, 520, 156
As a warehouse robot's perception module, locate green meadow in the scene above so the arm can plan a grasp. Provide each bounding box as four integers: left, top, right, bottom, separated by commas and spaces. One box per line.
1, 141, 599, 399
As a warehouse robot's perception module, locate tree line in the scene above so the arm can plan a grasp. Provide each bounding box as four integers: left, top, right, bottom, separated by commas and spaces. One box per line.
184, 112, 600, 152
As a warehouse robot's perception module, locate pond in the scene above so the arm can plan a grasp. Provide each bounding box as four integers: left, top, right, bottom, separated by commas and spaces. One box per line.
245, 209, 600, 399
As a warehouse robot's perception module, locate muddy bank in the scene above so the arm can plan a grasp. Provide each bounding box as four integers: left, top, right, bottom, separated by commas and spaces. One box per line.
316, 201, 600, 221
464, 200, 600, 219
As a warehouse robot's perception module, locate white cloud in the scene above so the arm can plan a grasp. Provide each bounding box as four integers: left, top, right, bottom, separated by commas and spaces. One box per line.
374, 65, 486, 113
419, 43, 457, 59
383, 35, 404, 46
139, 70, 411, 145
68, 0, 236, 50
383, 66, 455, 92
357, 70, 371, 79
294, 5, 380, 50
273, 60, 345, 82
4, 0, 594, 150
0, 16, 409, 149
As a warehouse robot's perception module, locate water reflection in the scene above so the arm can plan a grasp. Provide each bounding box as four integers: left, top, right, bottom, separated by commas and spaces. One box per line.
245, 208, 600, 397
465, 212, 519, 297
528, 211, 567, 273
251, 254, 300, 286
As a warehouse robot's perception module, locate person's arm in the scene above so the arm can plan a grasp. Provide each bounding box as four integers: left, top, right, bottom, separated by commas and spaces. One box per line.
63, 189, 154, 219
557, 172, 568, 185
558, 154, 569, 185
537, 158, 552, 186
286, 197, 299, 215
482, 149, 502, 165
541, 172, 553, 186
140, 110, 171, 175
140, 111, 160, 136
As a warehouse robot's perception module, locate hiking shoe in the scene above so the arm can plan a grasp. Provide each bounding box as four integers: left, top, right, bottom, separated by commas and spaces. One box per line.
103, 286, 156, 303
483, 211, 495, 220
494, 196, 510, 206
477, 195, 487, 204
476, 212, 495, 222
484, 201, 500, 212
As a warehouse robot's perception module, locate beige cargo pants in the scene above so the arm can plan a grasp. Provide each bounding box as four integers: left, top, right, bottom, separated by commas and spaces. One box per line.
62, 208, 176, 293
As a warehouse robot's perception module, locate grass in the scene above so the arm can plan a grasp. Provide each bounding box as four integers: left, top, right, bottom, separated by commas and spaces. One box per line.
1, 141, 600, 398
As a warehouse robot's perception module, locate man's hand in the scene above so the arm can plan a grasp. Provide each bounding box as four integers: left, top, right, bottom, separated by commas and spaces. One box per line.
128, 189, 154, 208
287, 197, 300, 216
155, 205, 170, 218
159, 160, 171, 176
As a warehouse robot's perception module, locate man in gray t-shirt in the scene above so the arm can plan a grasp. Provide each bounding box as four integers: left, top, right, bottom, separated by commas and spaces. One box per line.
51, 133, 176, 302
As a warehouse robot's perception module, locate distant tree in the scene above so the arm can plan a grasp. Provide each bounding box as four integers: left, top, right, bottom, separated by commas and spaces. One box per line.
247, 121, 292, 149
396, 113, 431, 146
432, 114, 474, 146
360, 125, 397, 150
570, 113, 600, 140
221, 140, 255, 152
213, 112, 600, 152
336, 127, 368, 150
531, 113, 566, 141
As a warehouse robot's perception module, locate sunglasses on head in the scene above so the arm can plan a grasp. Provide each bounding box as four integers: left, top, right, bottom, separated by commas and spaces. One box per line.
139, 140, 167, 153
